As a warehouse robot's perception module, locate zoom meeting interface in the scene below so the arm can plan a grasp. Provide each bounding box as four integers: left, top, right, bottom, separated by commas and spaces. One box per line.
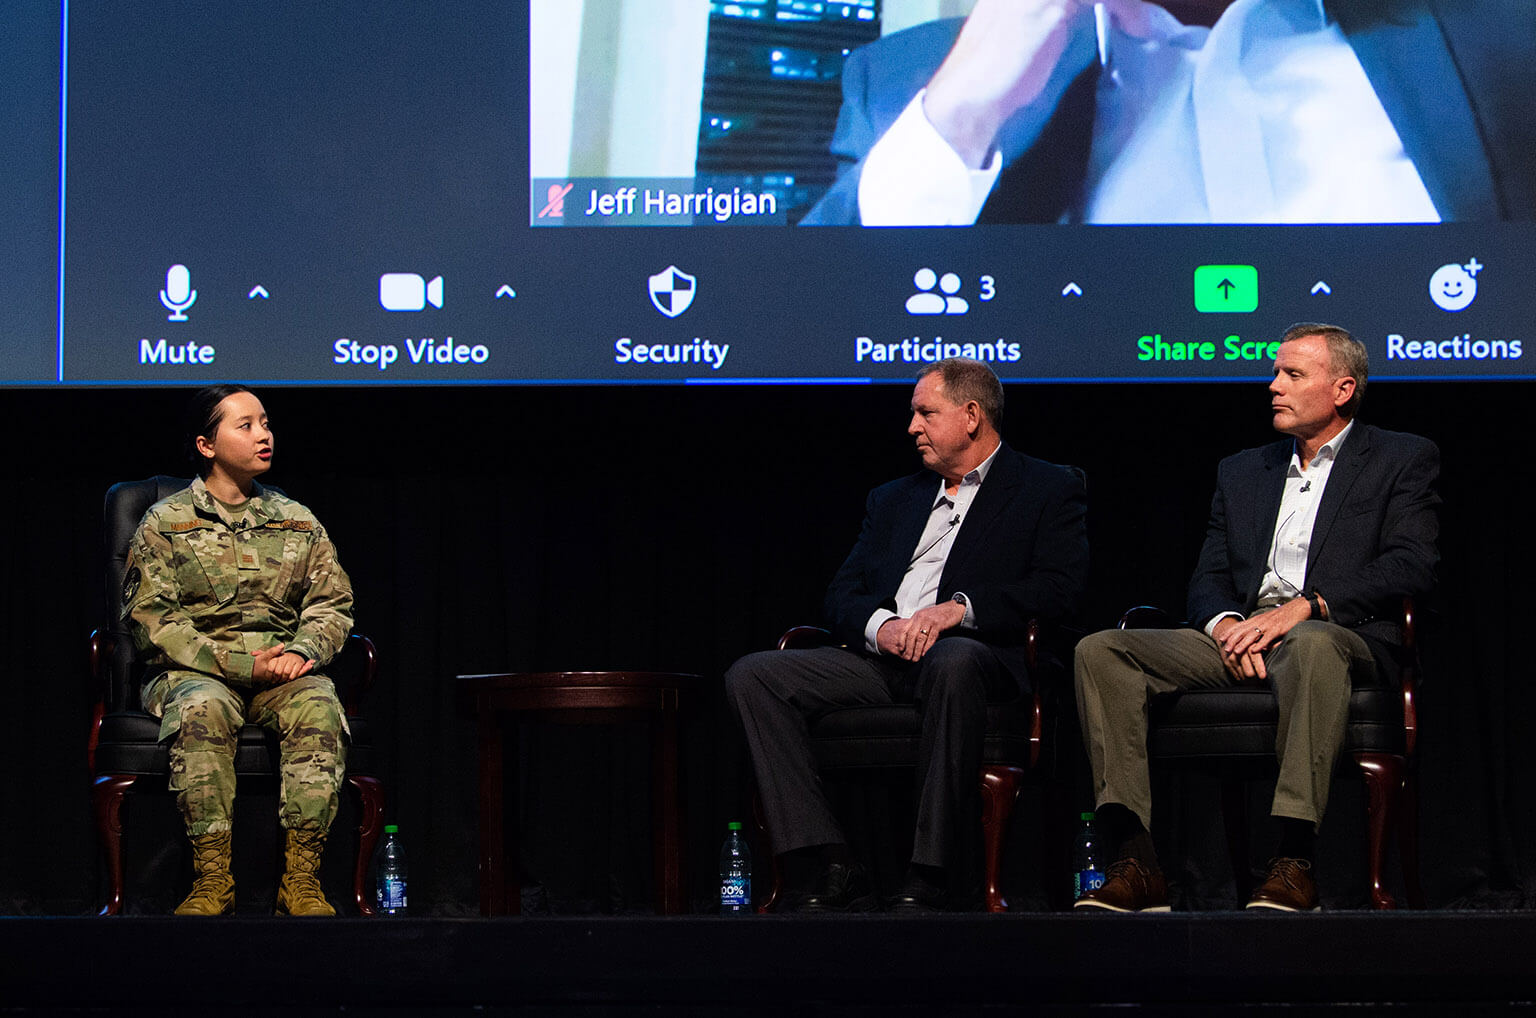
6, 0, 1533, 386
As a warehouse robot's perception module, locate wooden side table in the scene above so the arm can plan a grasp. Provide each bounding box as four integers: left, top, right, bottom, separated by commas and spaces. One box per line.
457, 671, 702, 915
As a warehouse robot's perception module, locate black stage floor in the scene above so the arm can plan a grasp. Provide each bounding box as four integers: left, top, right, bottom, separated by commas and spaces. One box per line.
5, 912, 1536, 1015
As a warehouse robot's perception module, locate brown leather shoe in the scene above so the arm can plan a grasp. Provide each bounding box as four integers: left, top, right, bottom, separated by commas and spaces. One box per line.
1246, 857, 1320, 912
1073, 858, 1170, 912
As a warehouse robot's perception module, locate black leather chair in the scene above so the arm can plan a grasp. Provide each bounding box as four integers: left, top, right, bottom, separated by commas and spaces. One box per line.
753, 620, 1067, 913
1126, 600, 1425, 909
89, 475, 386, 915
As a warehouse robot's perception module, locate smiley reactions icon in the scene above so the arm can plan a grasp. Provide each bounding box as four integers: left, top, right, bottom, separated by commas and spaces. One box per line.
1429, 259, 1482, 312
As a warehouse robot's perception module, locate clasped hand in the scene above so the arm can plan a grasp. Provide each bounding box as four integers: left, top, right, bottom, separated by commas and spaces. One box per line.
252, 643, 314, 684
877, 600, 967, 662
1211, 597, 1312, 681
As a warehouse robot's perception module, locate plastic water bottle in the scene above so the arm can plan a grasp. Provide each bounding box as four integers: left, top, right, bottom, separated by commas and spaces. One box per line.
1072, 811, 1105, 901
374, 824, 408, 916
719, 821, 751, 916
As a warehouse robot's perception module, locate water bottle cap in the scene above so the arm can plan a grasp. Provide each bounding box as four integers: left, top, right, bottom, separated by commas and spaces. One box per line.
385, 824, 399, 833
727, 821, 742, 831
1079, 811, 1095, 822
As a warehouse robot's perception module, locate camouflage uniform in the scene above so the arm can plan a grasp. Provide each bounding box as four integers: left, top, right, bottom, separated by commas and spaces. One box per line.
121, 476, 354, 837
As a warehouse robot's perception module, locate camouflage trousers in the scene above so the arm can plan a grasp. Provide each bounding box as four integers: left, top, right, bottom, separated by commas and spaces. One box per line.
142, 672, 349, 837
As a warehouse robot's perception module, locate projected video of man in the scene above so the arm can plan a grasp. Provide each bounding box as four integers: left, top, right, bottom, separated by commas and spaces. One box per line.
529, 0, 1535, 227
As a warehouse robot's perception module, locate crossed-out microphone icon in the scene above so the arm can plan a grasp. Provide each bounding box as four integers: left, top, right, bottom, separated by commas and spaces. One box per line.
538, 183, 574, 218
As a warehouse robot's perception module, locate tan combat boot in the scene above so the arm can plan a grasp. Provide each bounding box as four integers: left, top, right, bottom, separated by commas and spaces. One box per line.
276, 828, 336, 916
174, 831, 235, 916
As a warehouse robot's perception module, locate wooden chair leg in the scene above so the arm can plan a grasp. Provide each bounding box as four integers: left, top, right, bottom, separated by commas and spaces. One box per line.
1398, 764, 1425, 909
981, 765, 1024, 913
348, 775, 386, 916
1355, 751, 1403, 910
93, 774, 138, 917
751, 791, 783, 914
1220, 777, 1252, 900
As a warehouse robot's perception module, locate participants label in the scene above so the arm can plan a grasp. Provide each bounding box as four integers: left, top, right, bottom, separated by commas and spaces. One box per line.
856, 337, 1021, 364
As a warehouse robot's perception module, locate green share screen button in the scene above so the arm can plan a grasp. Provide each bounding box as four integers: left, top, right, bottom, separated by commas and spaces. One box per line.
1194, 264, 1258, 313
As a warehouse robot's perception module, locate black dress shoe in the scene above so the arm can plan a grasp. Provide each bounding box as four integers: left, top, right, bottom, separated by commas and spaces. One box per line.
796, 862, 879, 913
886, 872, 950, 914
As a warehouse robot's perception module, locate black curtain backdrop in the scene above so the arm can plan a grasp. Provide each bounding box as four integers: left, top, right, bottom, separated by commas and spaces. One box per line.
2, 380, 1530, 914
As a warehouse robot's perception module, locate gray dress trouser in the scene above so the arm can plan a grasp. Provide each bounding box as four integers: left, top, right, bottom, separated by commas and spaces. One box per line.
725, 637, 1014, 869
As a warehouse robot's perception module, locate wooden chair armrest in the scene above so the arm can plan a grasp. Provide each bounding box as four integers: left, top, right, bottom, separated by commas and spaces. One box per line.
87, 630, 113, 775
1399, 596, 1421, 759
1400, 596, 1418, 653
89, 629, 113, 689
1028, 618, 1087, 666
777, 626, 835, 651
1118, 605, 1179, 630
335, 633, 379, 716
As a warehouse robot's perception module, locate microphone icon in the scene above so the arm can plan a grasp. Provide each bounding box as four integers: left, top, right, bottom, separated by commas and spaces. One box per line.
160, 264, 197, 321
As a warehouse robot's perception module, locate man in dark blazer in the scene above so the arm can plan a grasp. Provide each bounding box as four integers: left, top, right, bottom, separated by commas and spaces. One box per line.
1073, 323, 1439, 912
800, 0, 1534, 224
726, 358, 1088, 911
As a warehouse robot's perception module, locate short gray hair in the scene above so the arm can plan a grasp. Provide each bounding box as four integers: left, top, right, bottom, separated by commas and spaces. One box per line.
1279, 322, 1368, 418
916, 357, 1004, 428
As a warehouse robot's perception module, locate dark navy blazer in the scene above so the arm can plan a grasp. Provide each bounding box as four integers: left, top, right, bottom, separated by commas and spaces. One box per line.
1184, 423, 1440, 649
821, 443, 1089, 688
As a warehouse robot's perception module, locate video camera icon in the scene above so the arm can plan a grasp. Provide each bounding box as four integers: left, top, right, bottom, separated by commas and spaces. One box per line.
380, 272, 444, 312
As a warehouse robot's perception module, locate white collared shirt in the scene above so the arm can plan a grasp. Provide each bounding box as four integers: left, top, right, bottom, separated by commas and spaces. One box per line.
1203, 420, 1354, 635
1256, 419, 1354, 604
863, 443, 1000, 652
858, 0, 1439, 225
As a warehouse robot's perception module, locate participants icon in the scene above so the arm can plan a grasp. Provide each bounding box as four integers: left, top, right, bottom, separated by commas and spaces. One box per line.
905, 268, 969, 315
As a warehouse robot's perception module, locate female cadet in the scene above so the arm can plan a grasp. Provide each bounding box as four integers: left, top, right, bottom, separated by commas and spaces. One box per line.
120, 385, 354, 916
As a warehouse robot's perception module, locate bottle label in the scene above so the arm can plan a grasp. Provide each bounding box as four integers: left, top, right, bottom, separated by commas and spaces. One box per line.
1073, 869, 1105, 900
720, 877, 749, 907
381, 877, 408, 911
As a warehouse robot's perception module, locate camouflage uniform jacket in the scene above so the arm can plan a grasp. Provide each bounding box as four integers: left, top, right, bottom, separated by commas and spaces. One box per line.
121, 476, 354, 685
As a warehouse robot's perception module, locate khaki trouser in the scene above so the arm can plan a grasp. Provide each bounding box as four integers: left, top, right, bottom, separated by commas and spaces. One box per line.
1074, 619, 1375, 832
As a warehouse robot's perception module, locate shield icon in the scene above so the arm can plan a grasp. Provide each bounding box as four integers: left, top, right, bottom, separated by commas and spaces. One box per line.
648, 266, 696, 318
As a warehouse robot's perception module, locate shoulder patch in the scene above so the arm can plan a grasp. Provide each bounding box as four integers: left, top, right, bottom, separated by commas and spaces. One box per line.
121, 566, 141, 606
